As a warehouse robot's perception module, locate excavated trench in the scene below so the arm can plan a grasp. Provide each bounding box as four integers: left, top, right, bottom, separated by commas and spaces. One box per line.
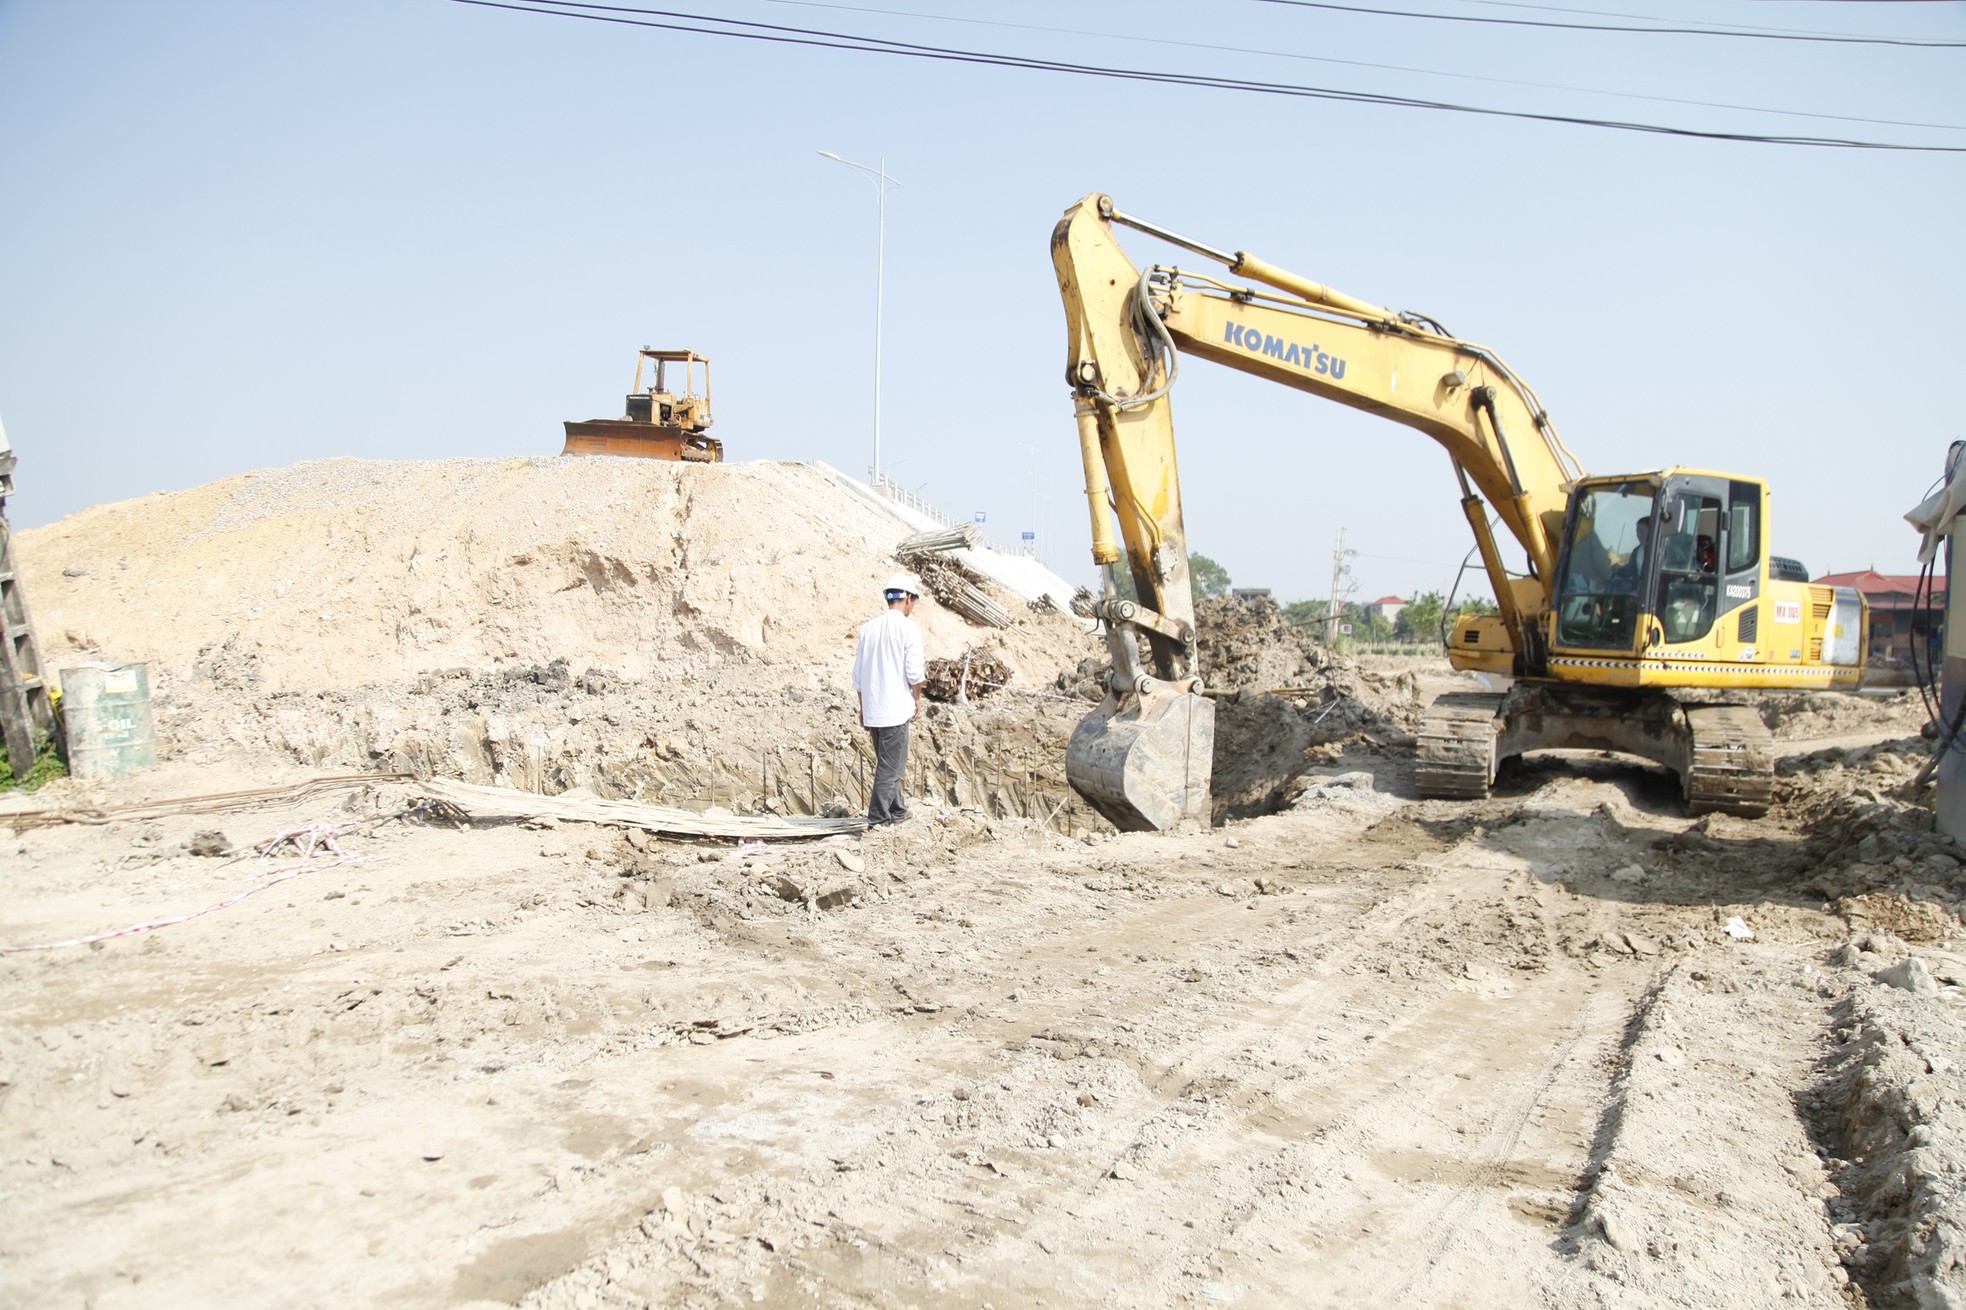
160, 661, 1108, 830
617, 729, 1101, 833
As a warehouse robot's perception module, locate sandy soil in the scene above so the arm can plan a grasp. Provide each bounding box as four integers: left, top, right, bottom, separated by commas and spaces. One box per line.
4, 462, 1963, 1308
3, 724, 1962, 1310
17, 457, 1094, 694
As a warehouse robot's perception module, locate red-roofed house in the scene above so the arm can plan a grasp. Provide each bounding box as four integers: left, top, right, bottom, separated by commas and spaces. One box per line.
1814, 570, 1942, 667
1366, 595, 1406, 624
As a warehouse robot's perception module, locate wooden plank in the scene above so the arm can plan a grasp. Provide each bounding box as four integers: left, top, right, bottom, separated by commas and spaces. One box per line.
413, 779, 866, 838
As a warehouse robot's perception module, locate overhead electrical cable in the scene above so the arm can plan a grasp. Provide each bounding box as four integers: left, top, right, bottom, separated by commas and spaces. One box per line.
1252, 0, 1966, 46
747, 0, 1965, 132
448, 0, 1966, 151
1439, 0, 1948, 39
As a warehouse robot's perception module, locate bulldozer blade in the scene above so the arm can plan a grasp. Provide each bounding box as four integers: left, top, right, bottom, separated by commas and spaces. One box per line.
561, 421, 723, 462
1066, 688, 1215, 832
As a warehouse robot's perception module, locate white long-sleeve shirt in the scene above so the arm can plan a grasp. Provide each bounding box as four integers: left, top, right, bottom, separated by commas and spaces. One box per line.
853, 608, 925, 728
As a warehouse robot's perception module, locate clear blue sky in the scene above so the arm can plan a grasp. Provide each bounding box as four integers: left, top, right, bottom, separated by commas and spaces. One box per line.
1, 0, 1960, 606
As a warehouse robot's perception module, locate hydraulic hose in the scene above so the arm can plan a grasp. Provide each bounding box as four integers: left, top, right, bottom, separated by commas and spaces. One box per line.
1085, 269, 1179, 413
1910, 442, 1965, 787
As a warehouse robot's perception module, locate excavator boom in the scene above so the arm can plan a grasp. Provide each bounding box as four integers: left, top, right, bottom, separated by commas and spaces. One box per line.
1053, 193, 1578, 830
1052, 193, 1861, 830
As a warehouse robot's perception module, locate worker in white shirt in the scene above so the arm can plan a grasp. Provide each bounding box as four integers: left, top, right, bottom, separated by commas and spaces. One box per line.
852, 572, 926, 826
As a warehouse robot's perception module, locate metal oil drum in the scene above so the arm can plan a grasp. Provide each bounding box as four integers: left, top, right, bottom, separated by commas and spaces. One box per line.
59, 663, 157, 780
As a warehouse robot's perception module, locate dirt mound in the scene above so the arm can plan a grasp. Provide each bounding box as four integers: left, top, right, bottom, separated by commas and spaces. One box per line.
1192, 596, 1423, 819
1193, 595, 1422, 723
18, 457, 1092, 696
1748, 738, 1966, 941
1780, 737, 1931, 788
1756, 690, 1928, 742
1815, 978, 1966, 1309
17, 457, 1106, 822
1042, 598, 1433, 820
1194, 594, 1321, 693
1789, 773, 1966, 916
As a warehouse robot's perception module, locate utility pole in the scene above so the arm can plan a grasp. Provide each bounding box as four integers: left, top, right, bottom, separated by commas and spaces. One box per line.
1325, 526, 1356, 648
1017, 441, 1043, 560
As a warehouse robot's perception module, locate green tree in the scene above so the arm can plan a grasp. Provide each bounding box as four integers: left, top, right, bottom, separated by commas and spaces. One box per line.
1102, 554, 1231, 607
1282, 598, 1328, 628
1456, 595, 1498, 618
1188, 553, 1232, 603
1395, 590, 1447, 645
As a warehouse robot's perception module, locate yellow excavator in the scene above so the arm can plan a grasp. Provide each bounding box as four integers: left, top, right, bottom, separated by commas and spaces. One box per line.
1053, 194, 1866, 831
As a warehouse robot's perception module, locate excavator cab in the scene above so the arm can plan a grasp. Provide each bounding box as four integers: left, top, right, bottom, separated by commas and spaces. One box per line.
1653, 490, 1724, 645
1550, 471, 1777, 669
1552, 480, 1657, 651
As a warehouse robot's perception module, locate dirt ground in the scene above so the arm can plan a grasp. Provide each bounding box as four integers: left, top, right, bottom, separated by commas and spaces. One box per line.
4, 463, 1964, 1308
4, 700, 1963, 1309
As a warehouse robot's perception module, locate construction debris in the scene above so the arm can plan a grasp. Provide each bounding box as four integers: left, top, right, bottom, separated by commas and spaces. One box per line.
893, 518, 1016, 629
0, 772, 411, 830
414, 777, 865, 839
0, 770, 866, 840
902, 551, 1013, 628
921, 647, 1012, 704
897, 524, 981, 554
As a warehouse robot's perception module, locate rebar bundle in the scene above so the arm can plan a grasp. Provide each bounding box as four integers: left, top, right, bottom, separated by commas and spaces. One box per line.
900, 550, 1013, 629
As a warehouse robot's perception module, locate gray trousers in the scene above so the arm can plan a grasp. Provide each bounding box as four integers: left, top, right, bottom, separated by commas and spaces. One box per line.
866, 723, 910, 824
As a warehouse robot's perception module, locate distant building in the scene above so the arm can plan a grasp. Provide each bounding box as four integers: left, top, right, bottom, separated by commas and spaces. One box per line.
1230, 587, 1272, 600
1815, 570, 1942, 668
1366, 595, 1406, 624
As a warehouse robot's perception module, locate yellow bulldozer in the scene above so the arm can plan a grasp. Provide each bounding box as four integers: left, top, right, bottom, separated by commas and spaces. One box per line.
563, 347, 723, 462
1052, 193, 1866, 831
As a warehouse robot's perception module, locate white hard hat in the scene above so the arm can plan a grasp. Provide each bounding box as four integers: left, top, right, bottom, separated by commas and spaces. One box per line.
883, 571, 922, 598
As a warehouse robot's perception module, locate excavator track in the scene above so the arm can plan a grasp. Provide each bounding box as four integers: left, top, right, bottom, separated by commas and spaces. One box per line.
1681, 704, 1774, 818
1415, 692, 1503, 801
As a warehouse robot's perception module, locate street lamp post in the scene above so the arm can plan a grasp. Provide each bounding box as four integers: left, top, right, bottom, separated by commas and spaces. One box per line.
1017, 440, 1043, 561
818, 151, 900, 486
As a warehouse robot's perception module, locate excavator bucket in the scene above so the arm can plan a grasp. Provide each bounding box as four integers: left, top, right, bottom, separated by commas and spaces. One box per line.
1066, 687, 1215, 832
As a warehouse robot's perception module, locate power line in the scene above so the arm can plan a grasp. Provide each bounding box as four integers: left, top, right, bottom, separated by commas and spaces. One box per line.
1439, 0, 1948, 39
745, 0, 1965, 131
1353, 551, 1462, 566
449, 0, 1966, 151
1252, 0, 1966, 46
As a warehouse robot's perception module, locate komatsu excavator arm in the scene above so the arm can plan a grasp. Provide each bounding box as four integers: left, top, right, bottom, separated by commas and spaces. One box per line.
1053, 193, 1586, 829
1055, 193, 1583, 668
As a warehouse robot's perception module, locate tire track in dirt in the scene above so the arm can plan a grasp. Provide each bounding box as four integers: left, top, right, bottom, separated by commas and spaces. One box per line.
515, 800, 1673, 1308
3, 761, 1887, 1310
491, 806, 1466, 1304
996, 856, 1648, 1307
